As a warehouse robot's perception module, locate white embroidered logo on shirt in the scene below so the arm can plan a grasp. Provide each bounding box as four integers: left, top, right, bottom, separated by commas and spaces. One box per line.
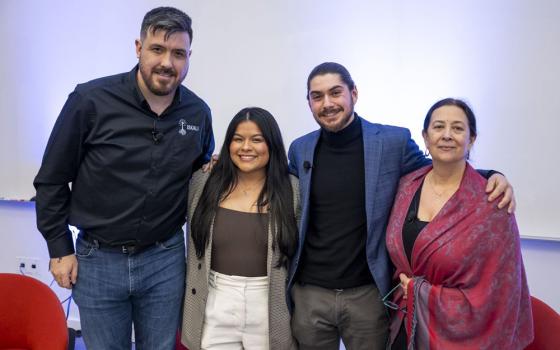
178, 119, 199, 135
178, 119, 187, 135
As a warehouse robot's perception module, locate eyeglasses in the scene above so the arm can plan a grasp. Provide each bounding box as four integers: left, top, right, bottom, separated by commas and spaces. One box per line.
382, 283, 407, 314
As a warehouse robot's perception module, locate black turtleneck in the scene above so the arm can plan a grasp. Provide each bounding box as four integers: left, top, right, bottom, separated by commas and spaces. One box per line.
298, 115, 374, 289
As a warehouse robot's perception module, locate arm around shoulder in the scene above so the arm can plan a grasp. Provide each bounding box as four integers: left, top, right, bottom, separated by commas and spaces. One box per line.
400, 128, 431, 175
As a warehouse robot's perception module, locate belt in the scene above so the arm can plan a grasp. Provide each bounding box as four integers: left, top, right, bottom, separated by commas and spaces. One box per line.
80, 233, 155, 254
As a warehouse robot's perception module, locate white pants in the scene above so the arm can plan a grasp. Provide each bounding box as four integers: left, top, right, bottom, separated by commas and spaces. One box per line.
201, 270, 269, 350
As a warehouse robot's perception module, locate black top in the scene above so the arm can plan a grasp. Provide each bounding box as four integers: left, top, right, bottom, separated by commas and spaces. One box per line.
402, 184, 429, 263
211, 207, 268, 277
393, 184, 429, 350
298, 116, 374, 289
34, 66, 214, 258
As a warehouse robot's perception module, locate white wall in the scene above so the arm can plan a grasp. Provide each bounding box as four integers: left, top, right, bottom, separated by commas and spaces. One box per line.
520, 238, 560, 311
1, 0, 559, 240
0, 201, 81, 329
0, 0, 558, 330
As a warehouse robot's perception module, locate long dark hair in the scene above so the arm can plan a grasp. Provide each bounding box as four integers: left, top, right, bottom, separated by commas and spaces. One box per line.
190, 107, 298, 267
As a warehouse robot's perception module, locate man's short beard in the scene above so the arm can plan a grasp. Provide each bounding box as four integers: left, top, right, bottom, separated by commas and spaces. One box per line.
141, 71, 174, 96
145, 80, 174, 96
318, 109, 355, 132
138, 61, 182, 96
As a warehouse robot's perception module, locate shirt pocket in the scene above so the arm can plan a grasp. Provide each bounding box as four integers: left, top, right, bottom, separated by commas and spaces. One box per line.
168, 127, 203, 174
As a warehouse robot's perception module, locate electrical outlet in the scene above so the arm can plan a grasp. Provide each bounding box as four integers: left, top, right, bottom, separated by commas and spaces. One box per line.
17, 257, 41, 277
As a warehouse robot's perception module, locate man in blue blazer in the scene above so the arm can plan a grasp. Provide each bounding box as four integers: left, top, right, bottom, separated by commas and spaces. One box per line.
286, 62, 513, 350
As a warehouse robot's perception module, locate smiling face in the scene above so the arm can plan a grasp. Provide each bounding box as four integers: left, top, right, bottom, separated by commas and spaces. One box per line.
423, 105, 476, 164
229, 120, 270, 176
135, 28, 191, 98
308, 73, 358, 132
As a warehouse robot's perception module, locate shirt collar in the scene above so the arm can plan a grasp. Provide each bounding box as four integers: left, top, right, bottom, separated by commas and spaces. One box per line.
129, 65, 183, 111
320, 113, 362, 147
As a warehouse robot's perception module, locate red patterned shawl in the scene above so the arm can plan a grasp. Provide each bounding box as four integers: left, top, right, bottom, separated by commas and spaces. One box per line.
386, 164, 533, 349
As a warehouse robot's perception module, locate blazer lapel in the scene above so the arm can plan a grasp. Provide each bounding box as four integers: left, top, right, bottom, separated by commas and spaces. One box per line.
361, 118, 382, 240
298, 132, 320, 238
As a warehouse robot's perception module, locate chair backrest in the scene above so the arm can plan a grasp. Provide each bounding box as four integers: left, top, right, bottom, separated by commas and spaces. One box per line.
525, 296, 560, 350
0, 273, 68, 350
176, 330, 189, 350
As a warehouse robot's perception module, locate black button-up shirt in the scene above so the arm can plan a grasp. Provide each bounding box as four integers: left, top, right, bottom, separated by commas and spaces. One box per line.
34, 66, 214, 258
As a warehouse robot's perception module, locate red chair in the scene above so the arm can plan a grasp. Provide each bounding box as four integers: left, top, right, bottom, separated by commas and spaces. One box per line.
0, 273, 68, 350
175, 329, 188, 350
525, 296, 560, 350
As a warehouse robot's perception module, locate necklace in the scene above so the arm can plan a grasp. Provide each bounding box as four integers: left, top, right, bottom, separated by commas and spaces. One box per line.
238, 180, 265, 197
427, 173, 445, 198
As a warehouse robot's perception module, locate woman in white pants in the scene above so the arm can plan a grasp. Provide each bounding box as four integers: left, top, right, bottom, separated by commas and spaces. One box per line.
180, 107, 300, 350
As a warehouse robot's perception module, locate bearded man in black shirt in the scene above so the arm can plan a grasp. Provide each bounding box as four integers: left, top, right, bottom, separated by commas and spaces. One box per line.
34, 7, 214, 350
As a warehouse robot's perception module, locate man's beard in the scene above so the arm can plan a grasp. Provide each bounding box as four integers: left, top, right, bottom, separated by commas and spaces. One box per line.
140, 64, 180, 96
317, 107, 354, 132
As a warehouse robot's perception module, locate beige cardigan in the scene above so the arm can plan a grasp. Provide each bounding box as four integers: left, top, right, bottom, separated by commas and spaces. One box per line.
181, 170, 300, 350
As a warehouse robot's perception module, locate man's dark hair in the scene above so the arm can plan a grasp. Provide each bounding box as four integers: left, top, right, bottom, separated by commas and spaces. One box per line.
306, 62, 355, 99
141, 7, 193, 42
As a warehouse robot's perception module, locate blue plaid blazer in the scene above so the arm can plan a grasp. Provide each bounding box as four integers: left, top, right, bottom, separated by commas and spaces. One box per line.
286, 116, 429, 309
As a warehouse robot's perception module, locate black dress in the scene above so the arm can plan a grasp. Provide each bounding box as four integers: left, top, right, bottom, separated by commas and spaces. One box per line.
392, 184, 428, 349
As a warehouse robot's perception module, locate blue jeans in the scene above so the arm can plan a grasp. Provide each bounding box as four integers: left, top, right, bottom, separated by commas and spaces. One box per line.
72, 230, 185, 350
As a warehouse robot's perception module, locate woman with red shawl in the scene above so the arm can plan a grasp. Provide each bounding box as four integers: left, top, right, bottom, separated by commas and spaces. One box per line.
385, 98, 533, 349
